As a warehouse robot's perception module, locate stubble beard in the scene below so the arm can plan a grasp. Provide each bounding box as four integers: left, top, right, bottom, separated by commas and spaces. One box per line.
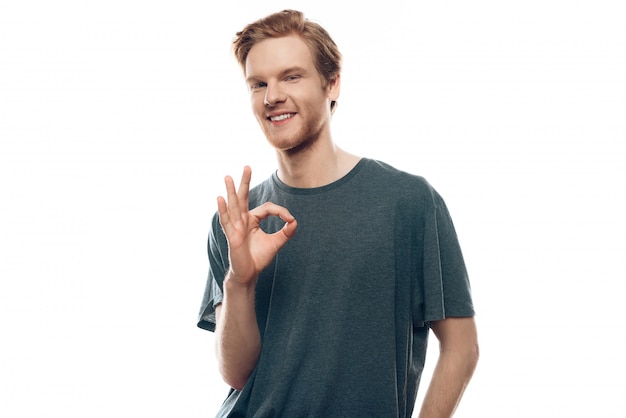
264, 117, 326, 157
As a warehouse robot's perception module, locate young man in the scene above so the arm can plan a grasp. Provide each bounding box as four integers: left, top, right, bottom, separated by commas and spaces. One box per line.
198, 9, 479, 417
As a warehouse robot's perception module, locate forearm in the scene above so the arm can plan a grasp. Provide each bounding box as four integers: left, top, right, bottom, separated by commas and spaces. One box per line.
215, 274, 261, 390
418, 344, 479, 418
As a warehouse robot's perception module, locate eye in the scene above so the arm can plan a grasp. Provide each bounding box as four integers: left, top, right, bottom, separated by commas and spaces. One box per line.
250, 81, 267, 90
284, 75, 300, 82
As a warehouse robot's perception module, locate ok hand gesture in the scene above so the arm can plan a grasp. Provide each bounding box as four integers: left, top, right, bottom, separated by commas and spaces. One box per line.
217, 166, 298, 286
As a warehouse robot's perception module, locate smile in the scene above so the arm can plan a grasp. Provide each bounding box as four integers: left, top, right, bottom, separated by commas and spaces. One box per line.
268, 113, 295, 122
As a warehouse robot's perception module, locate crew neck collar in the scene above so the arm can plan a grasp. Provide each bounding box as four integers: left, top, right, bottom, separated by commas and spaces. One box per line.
271, 158, 368, 195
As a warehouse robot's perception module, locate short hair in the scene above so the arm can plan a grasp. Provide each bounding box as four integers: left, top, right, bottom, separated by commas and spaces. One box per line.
233, 9, 342, 113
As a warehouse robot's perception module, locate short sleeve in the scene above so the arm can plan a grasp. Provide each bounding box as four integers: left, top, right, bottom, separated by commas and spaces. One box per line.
415, 184, 475, 326
197, 212, 228, 331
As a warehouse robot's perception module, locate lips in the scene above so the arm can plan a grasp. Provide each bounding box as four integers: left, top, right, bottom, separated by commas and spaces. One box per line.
268, 113, 295, 122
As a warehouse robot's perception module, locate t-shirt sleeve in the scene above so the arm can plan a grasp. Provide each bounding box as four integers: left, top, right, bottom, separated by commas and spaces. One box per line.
197, 212, 228, 331
415, 183, 475, 326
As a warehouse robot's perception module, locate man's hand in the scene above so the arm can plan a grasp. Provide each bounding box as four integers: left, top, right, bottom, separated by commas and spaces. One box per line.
217, 166, 298, 285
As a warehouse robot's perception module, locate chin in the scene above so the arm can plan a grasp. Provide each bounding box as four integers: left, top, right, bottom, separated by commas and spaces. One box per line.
269, 140, 305, 153
266, 126, 323, 154
265, 133, 303, 151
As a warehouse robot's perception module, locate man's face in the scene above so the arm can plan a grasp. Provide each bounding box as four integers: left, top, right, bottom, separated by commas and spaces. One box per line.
245, 35, 339, 153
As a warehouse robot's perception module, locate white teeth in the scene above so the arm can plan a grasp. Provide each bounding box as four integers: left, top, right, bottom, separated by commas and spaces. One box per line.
270, 113, 293, 122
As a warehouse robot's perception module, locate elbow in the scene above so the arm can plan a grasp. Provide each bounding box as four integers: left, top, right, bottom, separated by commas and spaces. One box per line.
216, 348, 258, 391
471, 341, 480, 370
216, 345, 259, 391
224, 377, 247, 392
447, 340, 480, 377
219, 366, 252, 391
465, 341, 480, 378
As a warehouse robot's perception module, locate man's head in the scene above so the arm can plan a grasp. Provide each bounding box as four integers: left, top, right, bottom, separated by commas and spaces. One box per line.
233, 9, 342, 113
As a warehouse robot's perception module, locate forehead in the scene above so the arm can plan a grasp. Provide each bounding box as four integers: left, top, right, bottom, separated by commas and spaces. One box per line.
245, 35, 315, 77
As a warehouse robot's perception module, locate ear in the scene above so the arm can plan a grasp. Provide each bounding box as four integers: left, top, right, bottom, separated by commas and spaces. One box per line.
328, 73, 341, 101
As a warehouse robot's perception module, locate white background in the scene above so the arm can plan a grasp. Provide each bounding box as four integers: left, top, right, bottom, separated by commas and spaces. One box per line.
1, 0, 624, 416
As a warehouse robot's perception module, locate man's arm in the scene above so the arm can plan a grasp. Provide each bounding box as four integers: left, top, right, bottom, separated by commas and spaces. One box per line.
213, 166, 297, 390
214, 285, 259, 391
418, 316, 479, 418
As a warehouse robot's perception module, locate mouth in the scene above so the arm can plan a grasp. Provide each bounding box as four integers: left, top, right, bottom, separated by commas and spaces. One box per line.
267, 113, 295, 123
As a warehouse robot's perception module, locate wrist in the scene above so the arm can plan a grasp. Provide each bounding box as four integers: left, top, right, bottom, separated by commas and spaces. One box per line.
224, 270, 257, 293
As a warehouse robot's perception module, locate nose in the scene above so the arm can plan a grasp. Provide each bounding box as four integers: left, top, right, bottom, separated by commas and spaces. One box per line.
263, 82, 285, 107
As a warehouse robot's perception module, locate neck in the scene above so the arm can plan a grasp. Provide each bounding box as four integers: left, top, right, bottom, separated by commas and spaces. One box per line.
275, 140, 361, 188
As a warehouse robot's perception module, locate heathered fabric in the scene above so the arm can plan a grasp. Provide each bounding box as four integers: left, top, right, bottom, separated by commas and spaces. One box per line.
198, 158, 474, 417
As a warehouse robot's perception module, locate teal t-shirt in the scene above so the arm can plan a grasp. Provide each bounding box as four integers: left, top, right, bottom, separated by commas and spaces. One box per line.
198, 158, 475, 417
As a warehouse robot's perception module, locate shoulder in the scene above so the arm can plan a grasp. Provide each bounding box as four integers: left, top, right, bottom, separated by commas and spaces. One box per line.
360, 158, 435, 195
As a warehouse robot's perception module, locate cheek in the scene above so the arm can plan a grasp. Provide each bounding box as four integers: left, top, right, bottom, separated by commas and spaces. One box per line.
250, 98, 265, 118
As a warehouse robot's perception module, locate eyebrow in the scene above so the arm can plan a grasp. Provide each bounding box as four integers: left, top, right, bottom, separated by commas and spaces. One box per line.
246, 66, 308, 84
